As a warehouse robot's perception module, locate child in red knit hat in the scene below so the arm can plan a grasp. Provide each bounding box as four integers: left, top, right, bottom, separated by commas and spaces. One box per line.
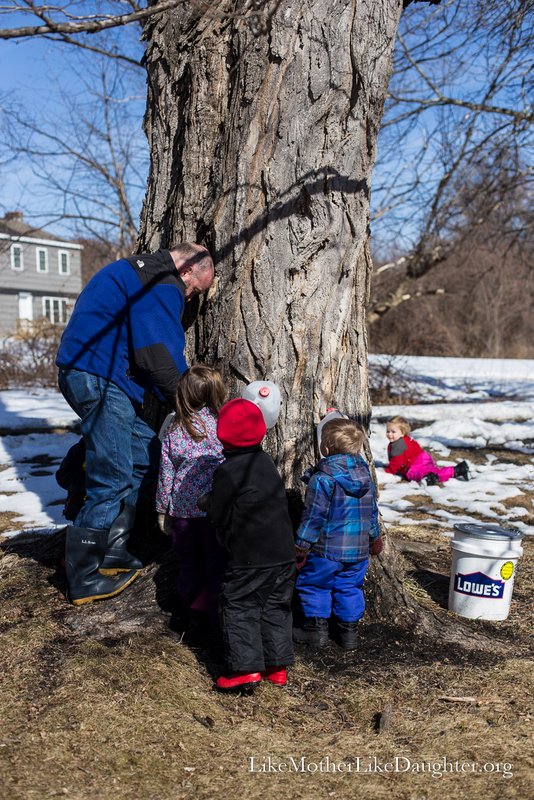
205, 398, 296, 693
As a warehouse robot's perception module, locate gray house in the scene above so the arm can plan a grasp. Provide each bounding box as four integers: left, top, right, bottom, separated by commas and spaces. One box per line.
0, 211, 82, 335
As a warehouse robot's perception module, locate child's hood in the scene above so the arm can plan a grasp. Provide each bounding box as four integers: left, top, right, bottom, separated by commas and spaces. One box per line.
316, 454, 372, 497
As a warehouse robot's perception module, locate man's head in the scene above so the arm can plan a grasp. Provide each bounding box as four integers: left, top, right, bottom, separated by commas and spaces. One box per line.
169, 242, 214, 301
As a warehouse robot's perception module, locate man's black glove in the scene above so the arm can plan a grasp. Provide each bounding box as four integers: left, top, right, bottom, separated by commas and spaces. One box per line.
300, 466, 315, 485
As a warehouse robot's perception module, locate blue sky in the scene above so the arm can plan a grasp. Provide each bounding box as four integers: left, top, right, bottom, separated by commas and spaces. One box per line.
1, 2, 530, 255
1, 36, 52, 97
0, 25, 148, 241
0, 27, 417, 249
1, 37, 110, 227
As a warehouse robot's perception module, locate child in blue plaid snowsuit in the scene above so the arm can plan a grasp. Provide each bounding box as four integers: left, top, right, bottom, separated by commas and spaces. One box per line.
293, 418, 382, 648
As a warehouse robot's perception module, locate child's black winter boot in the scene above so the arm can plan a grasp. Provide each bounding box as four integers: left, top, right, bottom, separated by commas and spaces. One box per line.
454, 461, 471, 481
424, 473, 440, 486
293, 617, 329, 646
331, 618, 359, 650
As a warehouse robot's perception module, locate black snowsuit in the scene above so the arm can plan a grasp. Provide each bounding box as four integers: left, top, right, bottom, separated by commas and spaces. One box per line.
209, 445, 296, 672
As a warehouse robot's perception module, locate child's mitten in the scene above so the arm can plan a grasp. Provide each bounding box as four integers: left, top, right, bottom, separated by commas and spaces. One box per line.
369, 536, 383, 556
295, 545, 309, 569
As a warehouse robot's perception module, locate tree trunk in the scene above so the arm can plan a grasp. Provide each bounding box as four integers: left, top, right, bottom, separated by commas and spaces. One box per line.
138, 0, 403, 480
136, 0, 495, 641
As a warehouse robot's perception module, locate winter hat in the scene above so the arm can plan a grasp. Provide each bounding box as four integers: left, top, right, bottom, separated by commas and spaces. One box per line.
217, 398, 266, 449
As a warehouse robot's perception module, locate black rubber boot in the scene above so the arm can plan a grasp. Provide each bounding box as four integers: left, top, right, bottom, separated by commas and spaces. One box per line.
293, 617, 329, 646
65, 525, 140, 606
454, 461, 471, 481
99, 505, 143, 574
332, 619, 359, 650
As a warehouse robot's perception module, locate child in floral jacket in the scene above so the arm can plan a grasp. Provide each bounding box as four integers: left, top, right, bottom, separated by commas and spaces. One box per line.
156, 365, 226, 624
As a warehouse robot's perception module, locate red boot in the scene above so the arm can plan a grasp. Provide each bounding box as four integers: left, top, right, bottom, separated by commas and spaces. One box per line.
262, 666, 287, 686
215, 672, 261, 693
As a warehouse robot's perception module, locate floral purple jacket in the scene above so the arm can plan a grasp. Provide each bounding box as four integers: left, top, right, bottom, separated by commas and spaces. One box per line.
156, 407, 224, 519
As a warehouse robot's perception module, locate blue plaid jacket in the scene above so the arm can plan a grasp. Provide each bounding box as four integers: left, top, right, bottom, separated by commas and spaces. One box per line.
295, 454, 380, 563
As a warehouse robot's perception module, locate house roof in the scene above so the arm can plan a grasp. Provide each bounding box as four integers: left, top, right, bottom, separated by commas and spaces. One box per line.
0, 212, 83, 249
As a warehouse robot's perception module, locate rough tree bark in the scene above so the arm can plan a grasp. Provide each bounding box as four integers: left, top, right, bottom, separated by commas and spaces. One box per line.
138, 0, 402, 479
0, 2, 511, 656
131, 0, 502, 644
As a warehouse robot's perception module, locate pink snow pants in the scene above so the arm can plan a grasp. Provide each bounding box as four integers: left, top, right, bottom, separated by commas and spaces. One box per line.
406, 451, 455, 483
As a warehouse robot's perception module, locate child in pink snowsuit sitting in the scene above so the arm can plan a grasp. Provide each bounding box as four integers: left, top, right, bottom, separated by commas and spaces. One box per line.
385, 416, 470, 486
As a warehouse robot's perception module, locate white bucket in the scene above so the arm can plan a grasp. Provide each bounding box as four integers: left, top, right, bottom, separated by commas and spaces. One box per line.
448, 523, 523, 621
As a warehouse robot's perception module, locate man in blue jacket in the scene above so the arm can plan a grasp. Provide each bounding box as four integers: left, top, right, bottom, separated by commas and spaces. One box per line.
56, 242, 214, 605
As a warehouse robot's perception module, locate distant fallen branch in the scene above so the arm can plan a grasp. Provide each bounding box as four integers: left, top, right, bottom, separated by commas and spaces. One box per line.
437, 695, 477, 704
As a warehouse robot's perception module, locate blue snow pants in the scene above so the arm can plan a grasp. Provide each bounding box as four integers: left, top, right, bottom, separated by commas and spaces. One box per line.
295, 551, 369, 622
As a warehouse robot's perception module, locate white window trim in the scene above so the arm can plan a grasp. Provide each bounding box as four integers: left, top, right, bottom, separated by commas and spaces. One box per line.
58, 249, 70, 275
42, 296, 68, 324
36, 247, 49, 273
10, 243, 24, 271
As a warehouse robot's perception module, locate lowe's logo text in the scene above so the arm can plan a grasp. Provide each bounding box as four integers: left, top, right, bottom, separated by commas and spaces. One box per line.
454, 571, 504, 599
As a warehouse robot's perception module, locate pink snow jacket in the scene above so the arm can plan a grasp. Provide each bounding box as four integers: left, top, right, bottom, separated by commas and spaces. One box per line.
385, 435, 424, 478
386, 435, 455, 483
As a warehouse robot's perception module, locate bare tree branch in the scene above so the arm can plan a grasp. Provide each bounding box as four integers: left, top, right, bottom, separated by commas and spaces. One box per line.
0, 0, 186, 39
372, 0, 533, 257
0, 54, 146, 254
390, 28, 533, 123
39, 30, 143, 67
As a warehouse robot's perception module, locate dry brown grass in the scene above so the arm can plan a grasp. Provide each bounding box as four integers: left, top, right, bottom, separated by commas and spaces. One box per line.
1, 433, 533, 800
0, 511, 19, 532
0, 525, 532, 800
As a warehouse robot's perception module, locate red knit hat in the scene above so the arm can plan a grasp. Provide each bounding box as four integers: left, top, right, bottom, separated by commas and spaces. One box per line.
217, 398, 266, 449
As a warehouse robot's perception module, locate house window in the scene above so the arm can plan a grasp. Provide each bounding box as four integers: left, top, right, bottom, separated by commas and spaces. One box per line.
11, 244, 24, 271
42, 296, 68, 324
58, 250, 70, 275
36, 247, 48, 273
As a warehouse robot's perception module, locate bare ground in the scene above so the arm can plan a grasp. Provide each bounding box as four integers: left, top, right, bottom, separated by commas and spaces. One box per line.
0, 469, 533, 799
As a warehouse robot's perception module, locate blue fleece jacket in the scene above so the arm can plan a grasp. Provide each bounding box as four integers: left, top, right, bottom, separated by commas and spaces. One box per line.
56, 250, 188, 406
295, 453, 380, 562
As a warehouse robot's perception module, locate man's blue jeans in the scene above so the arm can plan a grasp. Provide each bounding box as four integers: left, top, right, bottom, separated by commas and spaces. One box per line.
58, 368, 161, 530
296, 551, 369, 622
